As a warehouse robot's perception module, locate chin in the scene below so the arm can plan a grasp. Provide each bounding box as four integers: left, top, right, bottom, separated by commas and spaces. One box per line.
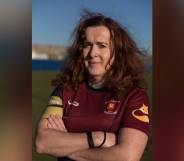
88, 71, 104, 77
87, 68, 105, 77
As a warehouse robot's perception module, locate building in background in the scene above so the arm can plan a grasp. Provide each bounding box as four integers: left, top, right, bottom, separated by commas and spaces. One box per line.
32, 44, 67, 61
32, 44, 68, 71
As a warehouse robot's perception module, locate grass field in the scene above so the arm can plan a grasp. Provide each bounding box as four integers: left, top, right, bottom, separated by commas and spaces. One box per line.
32, 71, 152, 161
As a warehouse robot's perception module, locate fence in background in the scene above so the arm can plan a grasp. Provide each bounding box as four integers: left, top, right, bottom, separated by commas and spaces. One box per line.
32, 60, 152, 72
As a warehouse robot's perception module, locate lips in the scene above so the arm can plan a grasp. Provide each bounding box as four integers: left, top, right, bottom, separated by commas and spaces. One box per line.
89, 61, 100, 64
88, 61, 101, 66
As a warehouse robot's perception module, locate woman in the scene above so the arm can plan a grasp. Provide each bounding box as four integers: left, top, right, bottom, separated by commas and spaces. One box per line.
36, 11, 150, 161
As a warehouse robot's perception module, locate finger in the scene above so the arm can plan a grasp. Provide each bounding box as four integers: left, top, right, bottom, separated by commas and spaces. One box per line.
53, 115, 63, 131
47, 121, 52, 129
55, 115, 62, 127
56, 115, 66, 131
48, 115, 57, 129
48, 116, 64, 131
57, 115, 68, 132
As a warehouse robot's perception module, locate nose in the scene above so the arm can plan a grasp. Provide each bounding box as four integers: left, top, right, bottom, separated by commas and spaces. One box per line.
89, 45, 99, 57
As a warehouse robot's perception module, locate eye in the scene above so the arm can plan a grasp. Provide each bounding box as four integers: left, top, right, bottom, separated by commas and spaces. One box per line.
83, 42, 91, 48
98, 44, 106, 48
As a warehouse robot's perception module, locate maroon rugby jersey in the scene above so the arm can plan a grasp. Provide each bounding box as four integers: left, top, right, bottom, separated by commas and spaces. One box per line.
50, 81, 150, 135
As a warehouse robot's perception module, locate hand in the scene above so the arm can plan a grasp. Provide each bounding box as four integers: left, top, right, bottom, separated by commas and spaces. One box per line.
47, 115, 67, 132
93, 131, 116, 148
103, 133, 116, 147
68, 152, 77, 160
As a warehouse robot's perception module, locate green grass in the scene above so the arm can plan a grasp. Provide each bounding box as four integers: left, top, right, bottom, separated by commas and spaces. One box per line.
32, 71, 57, 161
32, 71, 152, 161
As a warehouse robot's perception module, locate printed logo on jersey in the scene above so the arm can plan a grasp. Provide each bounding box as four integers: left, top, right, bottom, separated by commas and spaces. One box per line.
48, 96, 63, 106
132, 103, 149, 123
104, 100, 120, 115
67, 100, 79, 107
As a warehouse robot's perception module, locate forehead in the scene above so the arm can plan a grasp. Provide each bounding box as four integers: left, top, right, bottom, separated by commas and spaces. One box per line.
84, 26, 110, 42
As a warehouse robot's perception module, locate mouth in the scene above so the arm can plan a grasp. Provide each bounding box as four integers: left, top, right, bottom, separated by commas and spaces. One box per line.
89, 61, 101, 65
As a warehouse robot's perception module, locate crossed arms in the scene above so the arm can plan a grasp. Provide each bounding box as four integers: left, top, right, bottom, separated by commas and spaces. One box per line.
36, 115, 148, 161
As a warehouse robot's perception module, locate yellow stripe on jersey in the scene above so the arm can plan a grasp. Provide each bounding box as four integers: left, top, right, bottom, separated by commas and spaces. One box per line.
48, 96, 63, 106
42, 106, 63, 118
42, 96, 63, 118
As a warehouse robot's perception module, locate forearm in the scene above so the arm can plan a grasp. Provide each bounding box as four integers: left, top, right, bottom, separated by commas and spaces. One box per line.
36, 118, 116, 157
68, 128, 149, 161
36, 129, 88, 157
68, 145, 127, 161
36, 129, 116, 157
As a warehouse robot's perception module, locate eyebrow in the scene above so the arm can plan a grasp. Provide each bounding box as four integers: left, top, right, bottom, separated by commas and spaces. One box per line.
84, 41, 109, 45
96, 42, 109, 45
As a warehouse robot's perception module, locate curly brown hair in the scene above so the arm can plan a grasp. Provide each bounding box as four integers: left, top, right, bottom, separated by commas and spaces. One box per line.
52, 11, 147, 99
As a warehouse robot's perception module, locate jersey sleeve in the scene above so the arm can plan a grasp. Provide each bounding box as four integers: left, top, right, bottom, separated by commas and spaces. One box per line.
42, 87, 64, 119
121, 89, 150, 135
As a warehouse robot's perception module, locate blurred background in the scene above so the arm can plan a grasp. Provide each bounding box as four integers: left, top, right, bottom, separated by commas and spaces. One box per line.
32, 1, 152, 161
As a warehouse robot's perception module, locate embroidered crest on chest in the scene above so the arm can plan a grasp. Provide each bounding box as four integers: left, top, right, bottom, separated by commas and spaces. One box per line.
104, 100, 120, 115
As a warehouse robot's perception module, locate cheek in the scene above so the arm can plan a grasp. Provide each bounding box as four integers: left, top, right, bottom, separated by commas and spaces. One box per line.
102, 51, 113, 63
80, 51, 87, 67
83, 60, 89, 68
104, 54, 115, 69
82, 48, 89, 57
82, 53, 88, 65
110, 56, 115, 65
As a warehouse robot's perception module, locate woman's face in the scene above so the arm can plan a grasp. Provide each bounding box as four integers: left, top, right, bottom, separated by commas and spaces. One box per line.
82, 26, 114, 80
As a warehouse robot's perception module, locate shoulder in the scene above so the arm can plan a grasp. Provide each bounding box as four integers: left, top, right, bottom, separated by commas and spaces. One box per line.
121, 88, 150, 135
126, 88, 149, 104
62, 81, 86, 97
51, 86, 63, 96
129, 87, 148, 96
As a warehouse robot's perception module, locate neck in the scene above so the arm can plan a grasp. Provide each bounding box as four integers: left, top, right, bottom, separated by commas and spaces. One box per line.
88, 76, 104, 89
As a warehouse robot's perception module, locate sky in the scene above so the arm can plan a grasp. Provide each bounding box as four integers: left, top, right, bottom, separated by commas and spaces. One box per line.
32, 0, 152, 53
